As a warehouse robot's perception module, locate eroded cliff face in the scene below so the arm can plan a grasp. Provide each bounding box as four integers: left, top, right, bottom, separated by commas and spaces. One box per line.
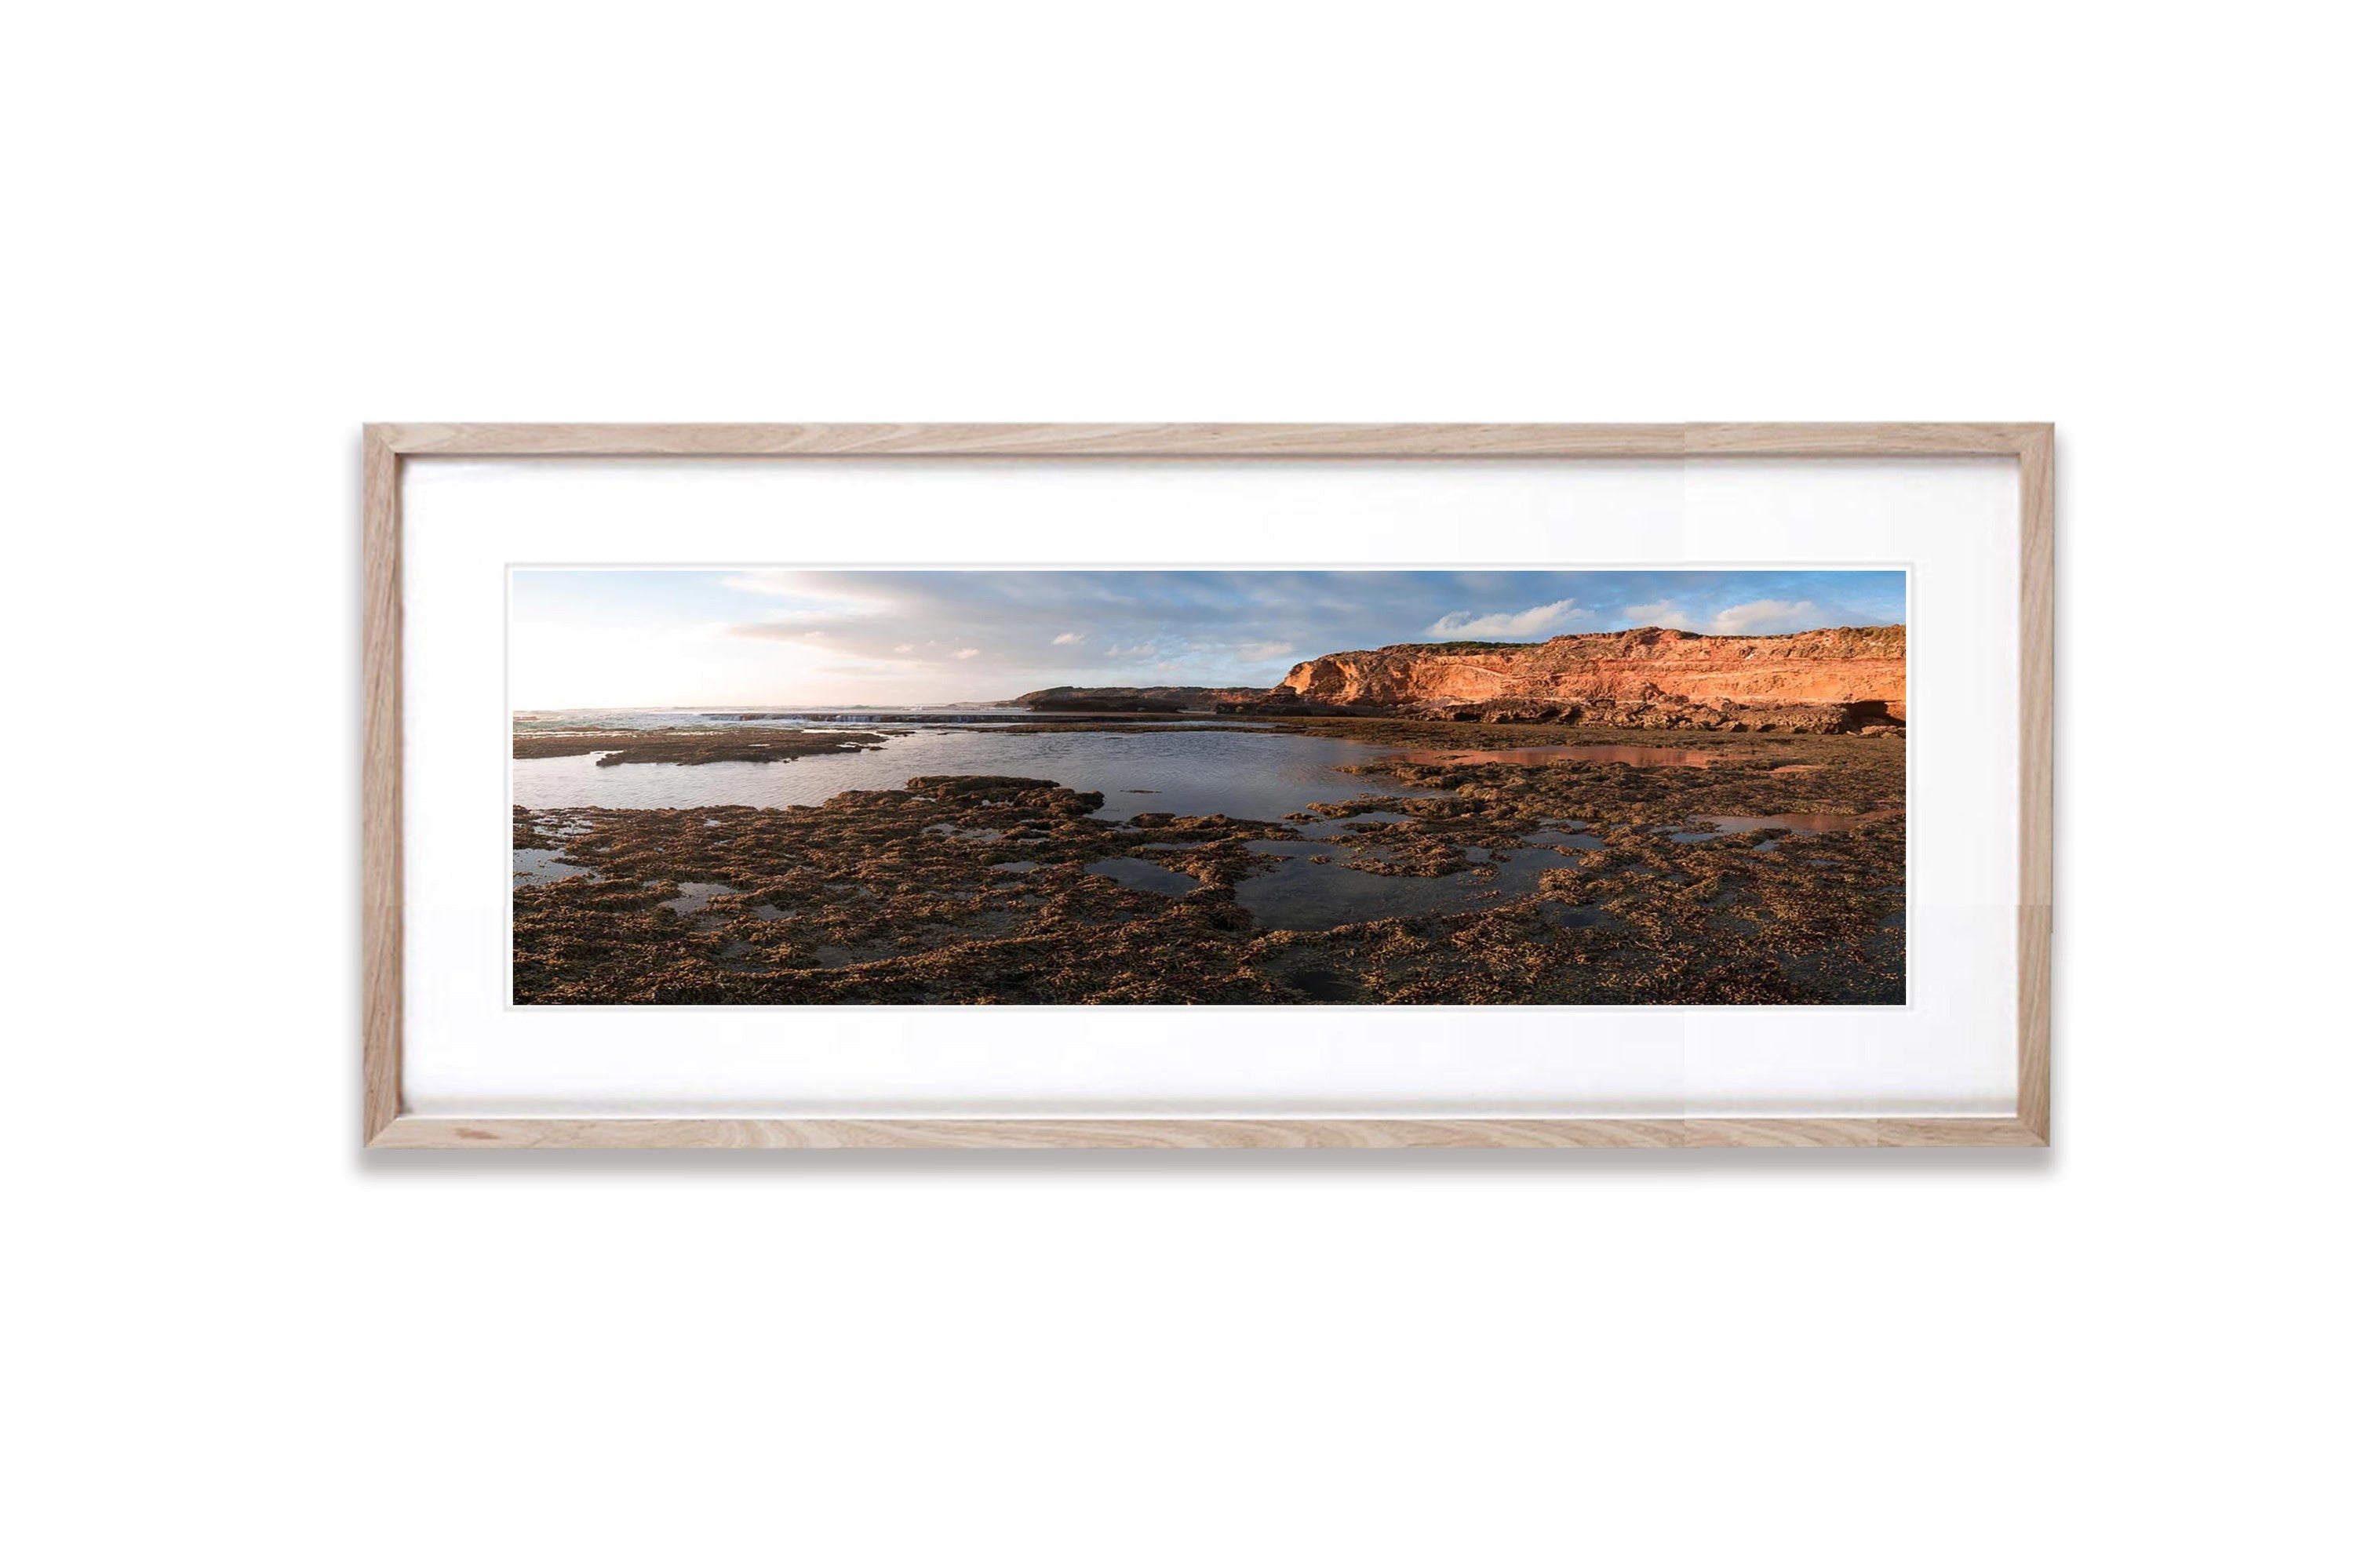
1258, 625, 1906, 731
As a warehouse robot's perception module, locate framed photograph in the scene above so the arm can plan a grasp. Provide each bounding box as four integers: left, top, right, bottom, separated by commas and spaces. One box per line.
364, 424, 2052, 1148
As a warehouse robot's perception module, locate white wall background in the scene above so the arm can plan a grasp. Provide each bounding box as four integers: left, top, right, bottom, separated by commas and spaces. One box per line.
9, 4, 2344, 1565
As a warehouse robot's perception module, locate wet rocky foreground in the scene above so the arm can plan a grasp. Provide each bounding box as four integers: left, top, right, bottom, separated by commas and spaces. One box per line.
512, 728, 1905, 1006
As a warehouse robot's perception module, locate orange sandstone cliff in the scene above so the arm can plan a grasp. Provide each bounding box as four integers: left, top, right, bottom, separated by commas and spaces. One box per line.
1245, 625, 1906, 731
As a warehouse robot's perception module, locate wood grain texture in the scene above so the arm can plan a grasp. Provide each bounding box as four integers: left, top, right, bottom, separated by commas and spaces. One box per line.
382, 423, 1688, 457
2016, 425, 2056, 1141
361, 422, 2055, 1150
361, 426, 402, 1143
1685, 422, 2043, 457
376, 422, 2042, 460
367, 1117, 2047, 1150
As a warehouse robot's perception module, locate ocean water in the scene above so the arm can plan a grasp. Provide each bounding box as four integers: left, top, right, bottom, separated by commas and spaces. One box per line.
511, 706, 1254, 733
512, 724, 1440, 821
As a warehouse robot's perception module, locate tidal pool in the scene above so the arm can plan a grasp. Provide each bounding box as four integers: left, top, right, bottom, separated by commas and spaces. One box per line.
1084, 857, 1204, 897
1292, 810, 1415, 839
1524, 821, 1606, 849
513, 847, 599, 886
657, 881, 739, 918
1231, 840, 1571, 932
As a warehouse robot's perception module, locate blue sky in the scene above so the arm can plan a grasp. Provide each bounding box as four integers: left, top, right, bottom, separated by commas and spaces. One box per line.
509, 569, 1905, 708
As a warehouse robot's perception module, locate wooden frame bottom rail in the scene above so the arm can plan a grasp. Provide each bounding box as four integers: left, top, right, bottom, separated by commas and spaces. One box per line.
370, 1118, 2050, 1150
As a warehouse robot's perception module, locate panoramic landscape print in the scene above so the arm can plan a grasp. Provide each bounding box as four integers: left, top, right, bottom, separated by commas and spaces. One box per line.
512, 569, 1907, 1006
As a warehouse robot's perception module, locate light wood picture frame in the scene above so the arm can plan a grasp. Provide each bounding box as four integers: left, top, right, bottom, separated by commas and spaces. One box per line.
364, 423, 2053, 1149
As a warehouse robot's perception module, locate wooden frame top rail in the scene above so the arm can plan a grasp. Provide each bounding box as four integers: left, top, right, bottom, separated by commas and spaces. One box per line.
373, 423, 2049, 459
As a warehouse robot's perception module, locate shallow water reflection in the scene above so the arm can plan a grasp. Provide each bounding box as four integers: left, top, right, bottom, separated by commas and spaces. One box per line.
514, 727, 1437, 821
1294, 809, 1414, 839
659, 881, 738, 917
1084, 857, 1203, 897
513, 847, 599, 886
1233, 841, 1561, 932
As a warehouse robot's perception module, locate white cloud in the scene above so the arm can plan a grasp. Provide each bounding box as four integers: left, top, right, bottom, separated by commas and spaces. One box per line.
1235, 641, 1296, 661
1051, 631, 1085, 646
1705, 598, 1821, 635
717, 573, 887, 620
1620, 600, 1695, 630
892, 643, 916, 653
951, 647, 981, 660
1615, 598, 1843, 635
1612, 598, 1887, 636
730, 622, 837, 643
718, 571, 805, 595
1424, 598, 1590, 639
719, 570, 868, 601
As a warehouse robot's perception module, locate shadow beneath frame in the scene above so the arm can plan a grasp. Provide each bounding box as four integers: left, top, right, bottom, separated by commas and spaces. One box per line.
356, 436, 2071, 1185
